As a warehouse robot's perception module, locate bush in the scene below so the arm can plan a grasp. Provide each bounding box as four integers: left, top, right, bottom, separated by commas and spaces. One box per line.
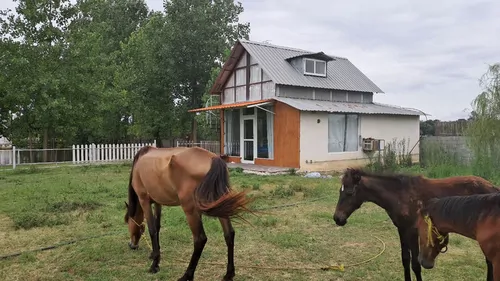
366, 138, 414, 172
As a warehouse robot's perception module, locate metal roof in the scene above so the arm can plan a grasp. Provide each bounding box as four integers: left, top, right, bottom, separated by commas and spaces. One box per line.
274, 97, 423, 116
239, 39, 384, 93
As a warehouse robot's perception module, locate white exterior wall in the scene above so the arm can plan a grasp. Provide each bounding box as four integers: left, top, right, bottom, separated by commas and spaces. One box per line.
299, 112, 420, 170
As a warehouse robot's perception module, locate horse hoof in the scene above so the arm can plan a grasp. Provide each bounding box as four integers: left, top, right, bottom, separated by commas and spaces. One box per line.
148, 266, 160, 274
222, 276, 234, 281
128, 242, 139, 250
177, 276, 193, 281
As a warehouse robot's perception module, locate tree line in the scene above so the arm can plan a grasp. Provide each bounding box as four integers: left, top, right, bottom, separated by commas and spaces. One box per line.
0, 0, 249, 150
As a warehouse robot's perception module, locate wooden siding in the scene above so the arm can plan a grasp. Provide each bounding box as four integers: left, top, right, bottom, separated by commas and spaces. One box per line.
255, 101, 300, 168
226, 156, 241, 163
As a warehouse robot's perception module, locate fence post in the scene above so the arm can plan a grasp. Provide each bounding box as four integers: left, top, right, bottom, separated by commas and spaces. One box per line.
12, 146, 16, 169
153, 139, 157, 147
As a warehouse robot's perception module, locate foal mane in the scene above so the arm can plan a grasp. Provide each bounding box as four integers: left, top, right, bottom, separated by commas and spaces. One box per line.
344, 168, 424, 190
425, 191, 500, 229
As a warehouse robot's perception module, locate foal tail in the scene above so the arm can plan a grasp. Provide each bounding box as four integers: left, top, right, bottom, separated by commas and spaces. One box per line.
127, 145, 155, 219
194, 156, 253, 218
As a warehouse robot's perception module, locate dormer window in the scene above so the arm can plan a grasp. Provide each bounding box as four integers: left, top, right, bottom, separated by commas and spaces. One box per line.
304, 58, 327, 77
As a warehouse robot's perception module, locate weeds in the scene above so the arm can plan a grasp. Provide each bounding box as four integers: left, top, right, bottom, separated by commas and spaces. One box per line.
270, 185, 295, 198
45, 201, 103, 213
366, 138, 414, 172
12, 212, 69, 229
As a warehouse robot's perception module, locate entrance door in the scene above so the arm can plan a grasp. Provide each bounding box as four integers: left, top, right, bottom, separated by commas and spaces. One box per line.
240, 108, 256, 164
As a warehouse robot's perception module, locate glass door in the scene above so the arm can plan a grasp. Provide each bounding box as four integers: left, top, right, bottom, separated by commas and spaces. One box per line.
240, 108, 256, 163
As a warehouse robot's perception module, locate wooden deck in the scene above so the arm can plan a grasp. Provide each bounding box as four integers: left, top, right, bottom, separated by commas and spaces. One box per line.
227, 162, 293, 175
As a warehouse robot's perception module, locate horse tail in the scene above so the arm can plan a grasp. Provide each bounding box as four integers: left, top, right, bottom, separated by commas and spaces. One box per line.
194, 156, 253, 218
127, 145, 155, 219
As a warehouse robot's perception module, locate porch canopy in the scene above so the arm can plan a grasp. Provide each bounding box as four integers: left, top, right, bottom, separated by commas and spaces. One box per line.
187, 99, 275, 113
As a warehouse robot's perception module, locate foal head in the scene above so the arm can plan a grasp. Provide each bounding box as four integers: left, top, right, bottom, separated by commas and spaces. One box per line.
124, 202, 145, 250
333, 168, 365, 226
415, 200, 449, 269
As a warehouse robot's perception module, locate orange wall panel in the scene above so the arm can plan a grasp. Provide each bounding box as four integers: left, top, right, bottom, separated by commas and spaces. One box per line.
272, 102, 300, 168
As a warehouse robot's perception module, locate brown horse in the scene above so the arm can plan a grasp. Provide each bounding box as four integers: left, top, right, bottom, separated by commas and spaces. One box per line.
332, 168, 498, 281
416, 192, 500, 281
124, 145, 252, 281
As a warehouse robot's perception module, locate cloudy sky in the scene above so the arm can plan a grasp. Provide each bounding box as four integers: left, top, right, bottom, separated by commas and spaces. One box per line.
2, 0, 499, 121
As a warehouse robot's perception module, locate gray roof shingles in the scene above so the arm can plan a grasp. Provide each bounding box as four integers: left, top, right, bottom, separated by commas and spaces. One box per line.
273, 97, 423, 116
239, 39, 384, 93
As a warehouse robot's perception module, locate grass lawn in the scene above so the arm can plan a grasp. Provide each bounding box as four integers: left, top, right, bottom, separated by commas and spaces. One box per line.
0, 164, 489, 281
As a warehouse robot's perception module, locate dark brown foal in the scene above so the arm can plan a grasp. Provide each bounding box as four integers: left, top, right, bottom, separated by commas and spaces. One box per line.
333, 168, 498, 281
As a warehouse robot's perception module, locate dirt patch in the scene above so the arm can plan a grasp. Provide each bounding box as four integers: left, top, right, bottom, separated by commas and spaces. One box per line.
0, 214, 15, 233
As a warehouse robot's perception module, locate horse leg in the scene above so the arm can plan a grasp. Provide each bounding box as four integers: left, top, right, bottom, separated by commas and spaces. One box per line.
486, 256, 493, 281
492, 257, 500, 281
409, 229, 423, 281
178, 210, 207, 281
397, 227, 412, 281
149, 203, 162, 260
141, 200, 161, 273
219, 218, 235, 281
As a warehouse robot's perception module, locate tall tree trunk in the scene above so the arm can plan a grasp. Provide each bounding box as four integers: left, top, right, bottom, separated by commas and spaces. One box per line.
191, 83, 199, 143
192, 118, 197, 143
28, 135, 33, 163
154, 128, 163, 148
43, 128, 49, 162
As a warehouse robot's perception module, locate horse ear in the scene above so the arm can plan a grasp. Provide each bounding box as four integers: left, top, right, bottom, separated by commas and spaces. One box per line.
352, 170, 362, 184
124, 201, 128, 209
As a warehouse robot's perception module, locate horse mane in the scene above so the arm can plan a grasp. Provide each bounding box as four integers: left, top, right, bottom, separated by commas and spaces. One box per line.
344, 167, 424, 190
425, 191, 500, 229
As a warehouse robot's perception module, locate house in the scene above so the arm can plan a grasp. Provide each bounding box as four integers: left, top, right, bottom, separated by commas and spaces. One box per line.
0, 136, 11, 148
189, 39, 422, 171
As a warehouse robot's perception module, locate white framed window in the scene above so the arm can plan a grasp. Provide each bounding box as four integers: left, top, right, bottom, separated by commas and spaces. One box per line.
303, 58, 327, 77
328, 113, 359, 153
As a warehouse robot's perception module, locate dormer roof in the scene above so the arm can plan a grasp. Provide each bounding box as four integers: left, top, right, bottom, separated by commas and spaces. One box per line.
210, 39, 384, 95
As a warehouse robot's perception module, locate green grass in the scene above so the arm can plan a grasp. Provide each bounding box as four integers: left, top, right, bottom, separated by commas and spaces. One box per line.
0, 164, 490, 281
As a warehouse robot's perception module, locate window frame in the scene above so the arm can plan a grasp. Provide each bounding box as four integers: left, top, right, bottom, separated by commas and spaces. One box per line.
303, 58, 327, 77
327, 113, 360, 153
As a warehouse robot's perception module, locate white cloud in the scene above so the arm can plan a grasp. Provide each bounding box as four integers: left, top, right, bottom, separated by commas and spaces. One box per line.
2, 0, 499, 120
236, 0, 500, 120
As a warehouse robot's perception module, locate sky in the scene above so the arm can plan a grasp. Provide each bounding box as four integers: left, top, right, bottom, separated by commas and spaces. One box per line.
2, 0, 499, 121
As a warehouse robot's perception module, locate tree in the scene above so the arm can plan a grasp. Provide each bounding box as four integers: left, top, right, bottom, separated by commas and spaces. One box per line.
163, 0, 250, 142
118, 12, 178, 147
0, 0, 77, 157
420, 119, 438, 136
468, 110, 478, 121
65, 0, 149, 144
465, 63, 500, 179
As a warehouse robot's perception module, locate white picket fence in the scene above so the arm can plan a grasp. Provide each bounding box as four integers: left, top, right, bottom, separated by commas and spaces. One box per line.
72, 141, 156, 164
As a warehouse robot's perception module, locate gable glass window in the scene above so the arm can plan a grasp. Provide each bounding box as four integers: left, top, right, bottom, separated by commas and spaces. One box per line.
328, 114, 359, 152
304, 58, 327, 77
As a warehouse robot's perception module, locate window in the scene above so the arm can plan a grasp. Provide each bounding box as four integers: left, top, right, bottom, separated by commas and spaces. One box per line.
328, 114, 359, 153
304, 58, 327, 77
257, 107, 274, 159
224, 109, 240, 156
